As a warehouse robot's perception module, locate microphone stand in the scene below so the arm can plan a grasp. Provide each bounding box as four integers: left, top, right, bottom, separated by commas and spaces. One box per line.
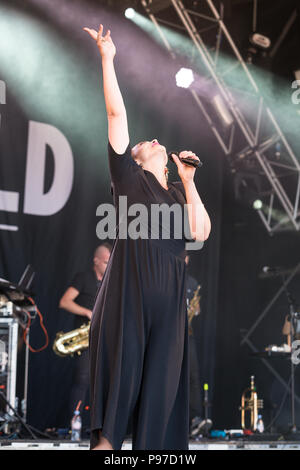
281, 275, 300, 438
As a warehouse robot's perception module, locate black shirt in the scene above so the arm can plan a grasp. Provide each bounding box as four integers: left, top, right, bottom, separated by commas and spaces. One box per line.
70, 269, 102, 328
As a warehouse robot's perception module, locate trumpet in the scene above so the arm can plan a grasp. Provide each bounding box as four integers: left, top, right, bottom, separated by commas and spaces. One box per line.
240, 375, 263, 431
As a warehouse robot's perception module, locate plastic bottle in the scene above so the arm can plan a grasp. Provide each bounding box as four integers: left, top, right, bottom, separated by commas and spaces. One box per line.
71, 410, 82, 441
256, 414, 264, 433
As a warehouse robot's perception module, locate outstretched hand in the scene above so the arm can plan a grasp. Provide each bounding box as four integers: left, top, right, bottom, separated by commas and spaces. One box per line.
83, 24, 116, 59
171, 151, 200, 183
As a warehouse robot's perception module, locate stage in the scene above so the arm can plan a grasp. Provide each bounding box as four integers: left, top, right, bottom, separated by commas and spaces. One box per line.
1, 438, 300, 451
1, 0, 300, 453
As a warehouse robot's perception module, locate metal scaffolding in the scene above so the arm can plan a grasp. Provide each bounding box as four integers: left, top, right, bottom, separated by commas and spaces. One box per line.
141, 0, 300, 233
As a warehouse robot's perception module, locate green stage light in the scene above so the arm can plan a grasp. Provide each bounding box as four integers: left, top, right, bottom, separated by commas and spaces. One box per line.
0, 4, 107, 155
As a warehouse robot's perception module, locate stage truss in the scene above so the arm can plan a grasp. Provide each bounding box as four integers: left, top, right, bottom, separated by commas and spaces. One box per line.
141, 0, 300, 233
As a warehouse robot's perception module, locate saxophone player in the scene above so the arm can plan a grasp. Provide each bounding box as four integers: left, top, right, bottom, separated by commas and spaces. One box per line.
59, 242, 112, 428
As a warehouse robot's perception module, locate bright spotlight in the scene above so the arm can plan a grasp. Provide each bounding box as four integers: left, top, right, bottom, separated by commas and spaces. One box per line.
175, 68, 194, 89
125, 8, 136, 19
253, 199, 263, 211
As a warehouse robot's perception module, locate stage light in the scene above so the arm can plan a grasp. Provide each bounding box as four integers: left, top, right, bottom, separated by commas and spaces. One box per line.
249, 33, 271, 50
125, 8, 136, 19
0, 80, 5, 104
0, 80, 5, 128
253, 199, 263, 211
211, 94, 233, 128
246, 33, 271, 64
175, 68, 194, 89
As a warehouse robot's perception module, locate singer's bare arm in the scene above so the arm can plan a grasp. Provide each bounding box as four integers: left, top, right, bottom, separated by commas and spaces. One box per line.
183, 180, 211, 242
172, 151, 211, 242
83, 24, 129, 154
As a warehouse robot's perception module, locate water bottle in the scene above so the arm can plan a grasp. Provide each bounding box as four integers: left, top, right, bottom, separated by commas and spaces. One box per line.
256, 414, 264, 433
71, 410, 82, 441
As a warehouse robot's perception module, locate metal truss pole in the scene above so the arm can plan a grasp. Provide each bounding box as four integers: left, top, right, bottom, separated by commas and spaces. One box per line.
141, 0, 300, 233
240, 262, 300, 346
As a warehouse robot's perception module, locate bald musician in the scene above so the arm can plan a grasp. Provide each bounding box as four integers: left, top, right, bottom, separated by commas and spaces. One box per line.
59, 242, 112, 424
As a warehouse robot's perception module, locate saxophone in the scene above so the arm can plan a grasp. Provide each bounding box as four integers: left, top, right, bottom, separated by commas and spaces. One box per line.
187, 285, 201, 335
53, 322, 90, 357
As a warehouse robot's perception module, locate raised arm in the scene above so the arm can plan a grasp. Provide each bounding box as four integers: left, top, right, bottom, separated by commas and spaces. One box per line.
83, 24, 129, 154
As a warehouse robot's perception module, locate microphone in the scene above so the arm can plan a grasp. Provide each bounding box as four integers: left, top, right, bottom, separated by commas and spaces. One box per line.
168, 151, 203, 168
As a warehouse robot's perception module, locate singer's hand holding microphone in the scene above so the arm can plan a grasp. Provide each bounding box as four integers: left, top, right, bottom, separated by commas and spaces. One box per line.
168, 150, 202, 183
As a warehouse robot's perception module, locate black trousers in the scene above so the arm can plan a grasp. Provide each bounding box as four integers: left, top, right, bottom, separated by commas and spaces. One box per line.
69, 349, 90, 424
189, 334, 202, 421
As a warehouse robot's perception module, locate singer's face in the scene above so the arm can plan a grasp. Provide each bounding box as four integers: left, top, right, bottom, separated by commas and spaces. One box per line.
131, 139, 167, 166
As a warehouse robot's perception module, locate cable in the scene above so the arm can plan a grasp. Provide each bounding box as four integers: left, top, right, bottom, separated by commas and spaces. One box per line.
22, 297, 49, 353
0, 390, 37, 440
21, 424, 54, 440
4, 291, 49, 352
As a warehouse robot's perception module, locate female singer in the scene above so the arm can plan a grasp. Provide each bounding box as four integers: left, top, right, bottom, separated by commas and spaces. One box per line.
83, 24, 211, 450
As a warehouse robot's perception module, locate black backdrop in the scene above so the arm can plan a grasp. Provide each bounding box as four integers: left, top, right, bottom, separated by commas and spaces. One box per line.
0, 0, 299, 433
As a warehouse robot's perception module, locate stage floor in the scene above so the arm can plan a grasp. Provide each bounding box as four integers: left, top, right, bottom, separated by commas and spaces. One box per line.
1, 439, 300, 450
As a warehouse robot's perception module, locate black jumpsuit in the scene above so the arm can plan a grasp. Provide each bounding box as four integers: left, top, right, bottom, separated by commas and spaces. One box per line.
89, 140, 190, 450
